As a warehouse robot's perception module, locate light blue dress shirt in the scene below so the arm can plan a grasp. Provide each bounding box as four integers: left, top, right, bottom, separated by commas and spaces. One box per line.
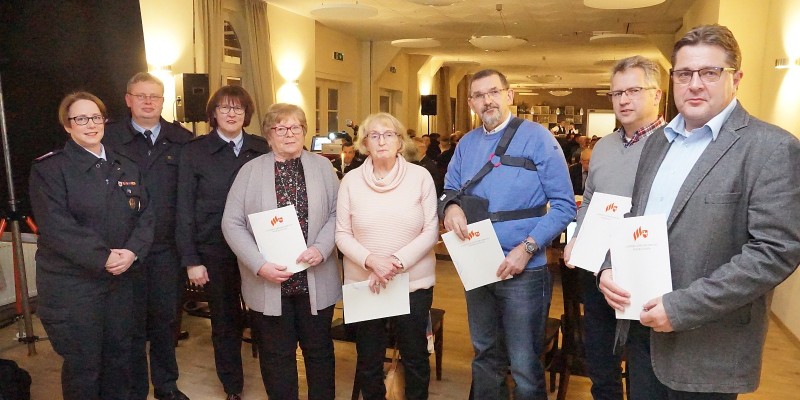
644, 98, 739, 218
217, 130, 244, 156
131, 120, 162, 145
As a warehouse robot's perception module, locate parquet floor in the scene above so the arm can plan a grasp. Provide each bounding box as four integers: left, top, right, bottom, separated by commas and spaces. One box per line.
1, 253, 798, 399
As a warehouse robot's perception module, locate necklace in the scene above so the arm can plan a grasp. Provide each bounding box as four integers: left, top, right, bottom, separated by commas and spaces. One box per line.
276, 159, 300, 206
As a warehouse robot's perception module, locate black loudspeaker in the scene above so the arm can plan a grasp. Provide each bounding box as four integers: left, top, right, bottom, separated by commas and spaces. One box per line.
176, 73, 210, 123
421, 95, 438, 116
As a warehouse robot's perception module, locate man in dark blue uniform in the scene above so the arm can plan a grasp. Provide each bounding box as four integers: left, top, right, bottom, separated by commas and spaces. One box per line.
104, 73, 193, 400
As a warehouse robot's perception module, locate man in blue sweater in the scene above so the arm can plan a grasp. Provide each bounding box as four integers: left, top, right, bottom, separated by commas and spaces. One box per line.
441, 69, 575, 399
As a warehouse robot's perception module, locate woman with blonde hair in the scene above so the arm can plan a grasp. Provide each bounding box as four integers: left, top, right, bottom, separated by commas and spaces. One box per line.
336, 112, 438, 400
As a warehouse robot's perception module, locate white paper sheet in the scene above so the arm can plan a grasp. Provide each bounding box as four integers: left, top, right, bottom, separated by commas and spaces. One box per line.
441, 219, 510, 291
342, 273, 410, 323
568, 192, 633, 273
610, 215, 672, 320
247, 205, 310, 274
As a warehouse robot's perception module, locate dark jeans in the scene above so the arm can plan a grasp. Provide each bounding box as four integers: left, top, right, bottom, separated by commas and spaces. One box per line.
465, 268, 550, 400
39, 274, 133, 400
249, 296, 335, 400
203, 253, 244, 395
580, 269, 623, 400
627, 322, 738, 400
355, 288, 434, 400
130, 249, 183, 399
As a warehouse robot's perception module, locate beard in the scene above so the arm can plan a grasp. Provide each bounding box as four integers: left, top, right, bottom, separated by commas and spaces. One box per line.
480, 104, 503, 128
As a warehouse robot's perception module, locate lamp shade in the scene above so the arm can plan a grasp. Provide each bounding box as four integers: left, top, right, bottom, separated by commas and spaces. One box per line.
469, 35, 527, 52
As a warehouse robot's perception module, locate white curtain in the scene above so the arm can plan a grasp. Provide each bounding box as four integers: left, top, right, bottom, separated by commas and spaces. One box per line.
243, 0, 275, 121
195, 0, 224, 94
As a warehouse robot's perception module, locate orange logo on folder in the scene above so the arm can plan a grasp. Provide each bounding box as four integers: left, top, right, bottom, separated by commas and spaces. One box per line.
632, 226, 649, 241
605, 203, 618, 213
466, 230, 481, 240
270, 216, 284, 226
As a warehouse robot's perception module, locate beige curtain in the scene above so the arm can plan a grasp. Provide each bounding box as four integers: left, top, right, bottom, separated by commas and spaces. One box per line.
243, 0, 274, 121
196, 0, 224, 94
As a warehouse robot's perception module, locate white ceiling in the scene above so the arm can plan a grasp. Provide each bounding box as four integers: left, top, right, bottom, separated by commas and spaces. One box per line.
264, 0, 697, 89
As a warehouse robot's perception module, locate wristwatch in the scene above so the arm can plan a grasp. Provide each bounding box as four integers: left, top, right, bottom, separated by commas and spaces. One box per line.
522, 239, 539, 255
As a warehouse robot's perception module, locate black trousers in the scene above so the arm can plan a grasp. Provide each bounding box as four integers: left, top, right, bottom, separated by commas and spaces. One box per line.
249, 296, 335, 400
580, 270, 624, 400
202, 252, 244, 395
627, 322, 738, 400
355, 288, 433, 400
130, 249, 183, 399
39, 274, 134, 400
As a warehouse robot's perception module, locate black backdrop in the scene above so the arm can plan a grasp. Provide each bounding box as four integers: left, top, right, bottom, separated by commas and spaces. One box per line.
0, 0, 148, 221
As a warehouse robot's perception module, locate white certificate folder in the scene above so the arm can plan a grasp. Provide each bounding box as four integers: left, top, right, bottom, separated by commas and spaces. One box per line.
569, 192, 632, 273
610, 215, 672, 320
247, 205, 310, 274
441, 219, 509, 291
342, 273, 410, 323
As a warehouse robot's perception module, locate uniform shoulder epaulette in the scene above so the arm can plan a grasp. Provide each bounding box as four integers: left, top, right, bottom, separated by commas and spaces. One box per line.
34, 150, 62, 163
250, 134, 267, 143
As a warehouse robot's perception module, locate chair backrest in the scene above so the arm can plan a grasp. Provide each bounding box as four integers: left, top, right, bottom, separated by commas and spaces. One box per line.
559, 259, 585, 359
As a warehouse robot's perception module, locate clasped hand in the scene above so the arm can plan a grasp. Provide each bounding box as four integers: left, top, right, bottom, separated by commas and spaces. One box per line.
106, 249, 136, 275
365, 254, 402, 287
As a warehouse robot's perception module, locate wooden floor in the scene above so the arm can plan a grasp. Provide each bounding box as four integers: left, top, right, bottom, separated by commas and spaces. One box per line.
1, 255, 799, 399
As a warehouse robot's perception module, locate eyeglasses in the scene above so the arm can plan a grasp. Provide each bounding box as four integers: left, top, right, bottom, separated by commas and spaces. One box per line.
669, 67, 736, 84
606, 87, 656, 101
367, 131, 398, 141
217, 105, 245, 115
468, 88, 508, 101
69, 115, 105, 125
271, 125, 305, 136
127, 93, 164, 102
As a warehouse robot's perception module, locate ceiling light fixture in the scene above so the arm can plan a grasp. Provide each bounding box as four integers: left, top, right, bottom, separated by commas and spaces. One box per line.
391, 38, 441, 48
527, 74, 562, 84
549, 90, 573, 97
584, 0, 665, 9
310, 2, 379, 19
469, 4, 528, 52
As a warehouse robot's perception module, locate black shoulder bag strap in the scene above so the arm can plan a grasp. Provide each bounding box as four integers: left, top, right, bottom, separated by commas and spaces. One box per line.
458, 117, 525, 193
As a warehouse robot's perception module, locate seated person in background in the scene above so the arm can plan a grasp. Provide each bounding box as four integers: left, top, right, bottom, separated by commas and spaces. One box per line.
436, 134, 457, 172
570, 148, 592, 195
331, 141, 363, 179
412, 137, 444, 196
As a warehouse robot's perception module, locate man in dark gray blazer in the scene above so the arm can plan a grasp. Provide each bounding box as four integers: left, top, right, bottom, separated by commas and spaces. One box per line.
599, 25, 800, 400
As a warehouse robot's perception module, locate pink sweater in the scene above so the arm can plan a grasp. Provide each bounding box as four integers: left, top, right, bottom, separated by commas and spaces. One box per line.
335, 155, 438, 291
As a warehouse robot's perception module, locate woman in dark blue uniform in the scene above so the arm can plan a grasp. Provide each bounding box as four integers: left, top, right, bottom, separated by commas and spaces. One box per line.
29, 92, 154, 400
176, 85, 268, 400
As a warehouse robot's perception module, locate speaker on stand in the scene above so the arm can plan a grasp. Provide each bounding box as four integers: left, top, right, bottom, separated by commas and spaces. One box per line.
175, 73, 210, 134
421, 94, 437, 135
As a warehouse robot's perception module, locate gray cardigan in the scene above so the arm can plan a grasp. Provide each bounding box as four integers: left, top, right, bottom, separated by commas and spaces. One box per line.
221, 151, 342, 316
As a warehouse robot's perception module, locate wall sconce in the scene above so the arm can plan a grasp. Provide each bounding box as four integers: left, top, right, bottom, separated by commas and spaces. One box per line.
775, 58, 800, 69
555, 107, 561, 115
579, 108, 584, 116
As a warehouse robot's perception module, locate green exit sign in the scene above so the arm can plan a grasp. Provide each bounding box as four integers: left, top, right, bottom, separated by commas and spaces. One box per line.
333, 52, 344, 61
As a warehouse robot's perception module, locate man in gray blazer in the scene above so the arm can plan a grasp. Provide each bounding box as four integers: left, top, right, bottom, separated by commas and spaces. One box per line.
599, 24, 800, 400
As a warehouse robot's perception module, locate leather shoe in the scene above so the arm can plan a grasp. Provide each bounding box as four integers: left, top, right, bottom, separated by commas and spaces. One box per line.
225, 394, 242, 400
154, 389, 190, 400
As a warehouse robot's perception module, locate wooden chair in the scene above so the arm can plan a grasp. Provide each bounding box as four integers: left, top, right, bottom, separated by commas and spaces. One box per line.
330, 308, 445, 400
549, 260, 588, 400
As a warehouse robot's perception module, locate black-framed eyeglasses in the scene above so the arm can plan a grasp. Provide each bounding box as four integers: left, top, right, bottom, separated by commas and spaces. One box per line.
468, 88, 508, 101
69, 115, 105, 125
271, 125, 305, 136
367, 131, 398, 141
669, 67, 736, 84
217, 105, 246, 115
606, 87, 656, 101
127, 93, 164, 102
